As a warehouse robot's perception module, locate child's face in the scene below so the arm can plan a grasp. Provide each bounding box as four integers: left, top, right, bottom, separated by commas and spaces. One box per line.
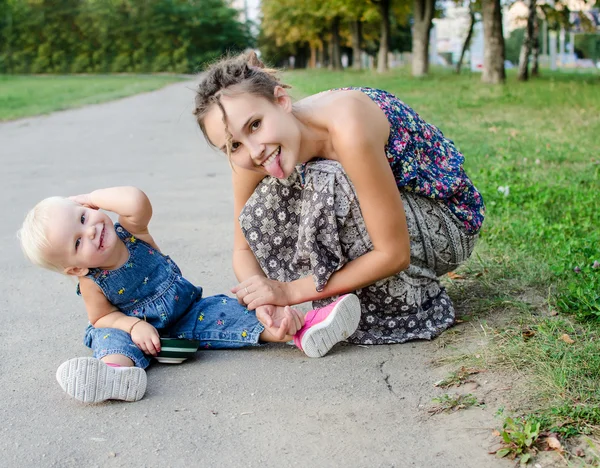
203, 88, 301, 179
45, 202, 120, 275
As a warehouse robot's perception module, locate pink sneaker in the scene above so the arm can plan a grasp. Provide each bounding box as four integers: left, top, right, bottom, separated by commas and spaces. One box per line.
293, 294, 361, 358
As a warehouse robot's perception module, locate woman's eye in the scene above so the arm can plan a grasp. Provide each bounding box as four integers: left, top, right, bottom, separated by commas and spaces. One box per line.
80, 214, 85, 224
231, 142, 240, 152
75, 238, 81, 250
250, 120, 261, 131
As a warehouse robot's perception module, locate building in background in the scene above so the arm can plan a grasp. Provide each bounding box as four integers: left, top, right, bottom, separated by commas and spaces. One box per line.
230, 0, 261, 33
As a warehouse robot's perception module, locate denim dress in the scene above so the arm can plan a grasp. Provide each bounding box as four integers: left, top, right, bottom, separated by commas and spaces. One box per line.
82, 223, 264, 368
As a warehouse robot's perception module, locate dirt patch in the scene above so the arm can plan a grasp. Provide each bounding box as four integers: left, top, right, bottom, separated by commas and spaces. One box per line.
426, 310, 570, 466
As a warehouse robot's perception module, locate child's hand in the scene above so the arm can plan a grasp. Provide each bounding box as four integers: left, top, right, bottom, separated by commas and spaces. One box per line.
256, 305, 305, 339
130, 321, 161, 356
69, 193, 99, 210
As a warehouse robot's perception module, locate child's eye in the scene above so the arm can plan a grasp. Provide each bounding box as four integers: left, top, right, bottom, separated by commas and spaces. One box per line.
250, 120, 261, 131
80, 214, 85, 224
231, 142, 241, 152
75, 238, 81, 250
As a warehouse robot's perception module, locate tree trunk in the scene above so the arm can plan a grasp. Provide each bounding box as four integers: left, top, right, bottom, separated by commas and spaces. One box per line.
531, 9, 540, 76
319, 36, 329, 68
481, 0, 506, 83
330, 16, 342, 70
377, 0, 391, 73
309, 44, 317, 69
412, 0, 435, 77
351, 19, 363, 70
456, 5, 475, 74
518, 0, 536, 80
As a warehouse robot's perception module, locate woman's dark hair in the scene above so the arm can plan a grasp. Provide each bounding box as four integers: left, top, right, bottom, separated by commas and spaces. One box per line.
193, 51, 290, 156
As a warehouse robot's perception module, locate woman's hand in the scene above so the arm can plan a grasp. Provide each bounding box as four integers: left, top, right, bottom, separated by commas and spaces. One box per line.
69, 193, 99, 210
256, 305, 305, 339
232, 276, 293, 310
130, 320, 161, 356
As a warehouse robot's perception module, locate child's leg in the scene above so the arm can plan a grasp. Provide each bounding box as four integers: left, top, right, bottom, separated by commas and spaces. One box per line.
101, 354, 134, 367
83, 326, 151, 369
56, 357, 146, 404
54, 326, 149, 404
168, 295, 266, 349
172, 293, 361, 358
292, 294, 361, 358
255, 295, 362, 356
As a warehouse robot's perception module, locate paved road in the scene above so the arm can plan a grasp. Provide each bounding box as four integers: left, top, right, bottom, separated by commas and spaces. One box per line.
0, 81, 507, 467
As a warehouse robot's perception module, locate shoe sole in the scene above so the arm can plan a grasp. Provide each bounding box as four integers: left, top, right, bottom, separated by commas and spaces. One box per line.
301, 294, 361, 358
56, 357, 147, 403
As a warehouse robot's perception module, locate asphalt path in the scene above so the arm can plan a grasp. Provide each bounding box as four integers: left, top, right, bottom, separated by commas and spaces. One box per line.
0, 81, 507, 467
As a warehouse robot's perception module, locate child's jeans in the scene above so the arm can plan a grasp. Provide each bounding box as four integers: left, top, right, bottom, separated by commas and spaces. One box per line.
83, 295, 265, 368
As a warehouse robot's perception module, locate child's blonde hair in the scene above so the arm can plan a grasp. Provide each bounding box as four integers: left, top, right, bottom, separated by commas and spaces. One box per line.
18, 196, 77, 273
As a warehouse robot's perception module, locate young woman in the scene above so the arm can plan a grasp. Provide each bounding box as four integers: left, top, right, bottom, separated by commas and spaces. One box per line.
193, 52, 484, 345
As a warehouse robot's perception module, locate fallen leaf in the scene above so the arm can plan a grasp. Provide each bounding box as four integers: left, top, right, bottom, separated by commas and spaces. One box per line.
509, 129, 519, 137
544, 435, 564, 453
448, 272, 466, 280
522, 329, 536, 340
492, 430, 501, 437
560, 334, 575, 344
488, 126, 499, 133
574, 447, 585, 457
546, 436, 562, 450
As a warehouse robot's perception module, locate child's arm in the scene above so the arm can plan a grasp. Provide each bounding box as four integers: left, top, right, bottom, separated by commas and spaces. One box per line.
70, 187, 158, 249
80, 277, 161, 355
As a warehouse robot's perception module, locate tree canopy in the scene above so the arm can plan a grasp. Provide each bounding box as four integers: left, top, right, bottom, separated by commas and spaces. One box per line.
0, 0, 252, 74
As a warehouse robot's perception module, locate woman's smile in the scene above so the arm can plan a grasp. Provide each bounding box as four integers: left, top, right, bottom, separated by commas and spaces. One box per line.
260, 146, 284, 178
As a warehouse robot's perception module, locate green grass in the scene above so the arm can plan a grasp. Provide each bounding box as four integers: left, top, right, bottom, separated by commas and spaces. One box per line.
284, 67, 600, 436
0, 74, 185, 120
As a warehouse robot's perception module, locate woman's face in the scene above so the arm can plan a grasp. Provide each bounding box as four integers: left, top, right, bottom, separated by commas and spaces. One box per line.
203, 88, 300, 179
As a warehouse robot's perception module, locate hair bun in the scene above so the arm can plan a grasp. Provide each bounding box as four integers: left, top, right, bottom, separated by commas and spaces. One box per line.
245, 50, 265, 69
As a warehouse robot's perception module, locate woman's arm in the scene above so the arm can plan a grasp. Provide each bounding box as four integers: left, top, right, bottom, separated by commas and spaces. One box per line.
231, 167, 270, 280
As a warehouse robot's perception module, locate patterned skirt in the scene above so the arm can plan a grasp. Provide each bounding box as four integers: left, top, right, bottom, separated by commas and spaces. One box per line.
239, 160, 478, 345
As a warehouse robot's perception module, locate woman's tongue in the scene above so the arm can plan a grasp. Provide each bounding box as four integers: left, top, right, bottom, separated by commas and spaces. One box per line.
264, 150, 285, 178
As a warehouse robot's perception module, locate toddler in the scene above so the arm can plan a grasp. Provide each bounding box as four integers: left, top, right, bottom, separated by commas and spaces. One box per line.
18, 186, 361, 403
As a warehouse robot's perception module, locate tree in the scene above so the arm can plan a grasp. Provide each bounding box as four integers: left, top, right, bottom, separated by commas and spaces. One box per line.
517, 0, 536, 80
530, 5, 541, 77
0, 0, 251, 74
455, 0, 478, 74
481, 0, 506, 83
373, 0, 392, 72
350, 18, 363, 69
261, 0, 326, 66
412, 0, 435, 77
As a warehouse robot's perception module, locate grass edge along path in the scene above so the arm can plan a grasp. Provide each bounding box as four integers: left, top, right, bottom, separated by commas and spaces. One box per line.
284, 67, 600, 464
0, 74, 186, 121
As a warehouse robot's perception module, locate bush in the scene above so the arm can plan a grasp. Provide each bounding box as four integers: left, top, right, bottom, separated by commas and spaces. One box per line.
71, 54, 91, 73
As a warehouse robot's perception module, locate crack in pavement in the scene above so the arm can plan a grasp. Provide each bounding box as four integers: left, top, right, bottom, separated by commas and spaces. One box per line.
378, 360, 396, 395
